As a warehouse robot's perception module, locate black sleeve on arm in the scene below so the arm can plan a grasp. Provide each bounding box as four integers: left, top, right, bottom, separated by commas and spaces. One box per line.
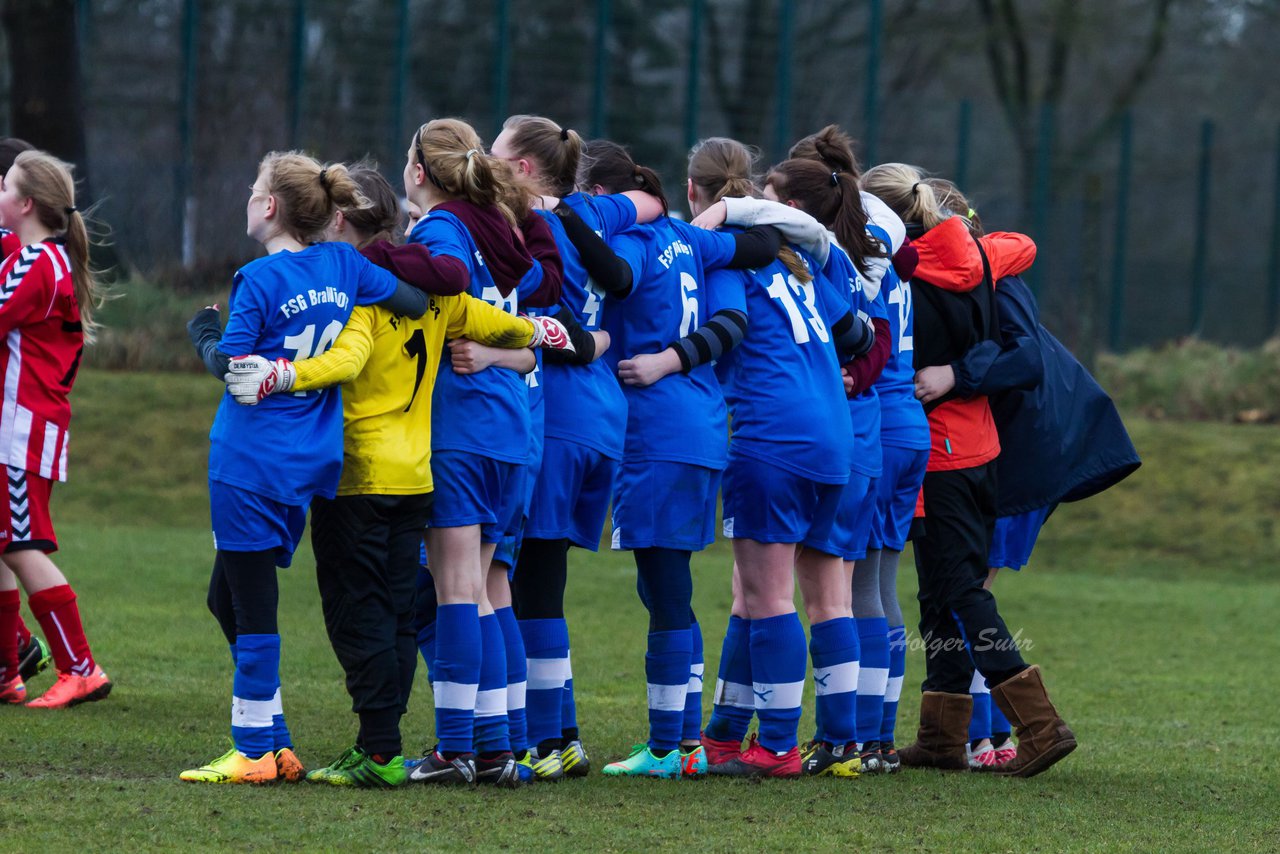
555, 206, 633, 297
543, 306, 598, 366
187, 308, 230, 378
725, 225, 783, 270
376, 280, 429, 319
831, 309, 875, 359
670, 308, 748, 372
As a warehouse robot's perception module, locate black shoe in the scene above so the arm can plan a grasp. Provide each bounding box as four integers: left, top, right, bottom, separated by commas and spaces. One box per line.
17, 636, 51, 682
880, 740, 902, 774
407, 750, 476, 785
859, 740, 887, 775
475, 751, 522, 788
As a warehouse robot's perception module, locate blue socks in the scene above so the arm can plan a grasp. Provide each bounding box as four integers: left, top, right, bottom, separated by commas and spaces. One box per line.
433, 603, 481, 755
969, 668, 993, 743
684, 619, 704, 742
809, 617, 859, 747
646, 630, 692, 751
881, 623, 907, 743
495, 606, 528, 755
520, 617, 569, 749
706, 615, 754, 743
474, 613, 510, 755
230, 634, 281, 759
855, 616, 889, 745
750, 613, 807, 754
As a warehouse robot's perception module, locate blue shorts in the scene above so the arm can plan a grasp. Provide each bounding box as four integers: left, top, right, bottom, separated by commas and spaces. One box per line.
492, 522, 524, 575
611, 459, 720, 552
209, 480, 307, 569
989, 505, 1054, 570
721, 454, 844, 555
822, 473, 877, 561
430, 450, 525, 544
526, 438, 617, 551
870, 445, 929, 552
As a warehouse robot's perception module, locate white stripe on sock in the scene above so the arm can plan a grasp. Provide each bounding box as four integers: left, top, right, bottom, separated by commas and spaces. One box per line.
475, 687, 506, 718
713, 679, 755, 710
269, 687, 283, 715
507, 680, 527, 711
231, 695, 275, 729
753, 679, 805, 710
647, 682, 688, 712
858, 666, 890, 696
885, 675, 904, 703
813, 661, 859, 696
433, 680, 478, 711
46, 611, 90, 675
526, 657, 570, 690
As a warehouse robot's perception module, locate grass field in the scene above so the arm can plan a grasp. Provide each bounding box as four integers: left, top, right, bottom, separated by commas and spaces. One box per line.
2, 370, 1277, 852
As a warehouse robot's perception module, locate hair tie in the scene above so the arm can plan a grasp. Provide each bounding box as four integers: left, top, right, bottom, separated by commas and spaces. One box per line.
465, 148, 480, 162
911, 182, 920, 194
967, 207, 977, 219
64, 205, 78, 216
560, 128, 571, 142
318, 167, 330, 190
830, 172, 839, 187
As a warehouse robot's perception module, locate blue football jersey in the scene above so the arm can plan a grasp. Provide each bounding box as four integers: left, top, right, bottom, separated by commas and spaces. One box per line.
411, 209, 531, 464
209, 242, 398, 504
605, 216, 740, 468
825, 243, 889, 477
534, 208, 628, 461
861, 194, 930, 452
710, 243, 852, 483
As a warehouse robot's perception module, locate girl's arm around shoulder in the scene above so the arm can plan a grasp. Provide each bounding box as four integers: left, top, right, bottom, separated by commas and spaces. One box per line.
441, 292, 535, 349
980, 231, 1037, 280
291, 306, 378, 391
361, 239, 469, 296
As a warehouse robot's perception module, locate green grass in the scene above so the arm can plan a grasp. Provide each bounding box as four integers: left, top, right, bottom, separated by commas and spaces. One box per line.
1, 370, 1276, 852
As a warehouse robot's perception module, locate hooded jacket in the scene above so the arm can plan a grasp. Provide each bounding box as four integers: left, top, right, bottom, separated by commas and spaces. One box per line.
909, 216, 1036, 472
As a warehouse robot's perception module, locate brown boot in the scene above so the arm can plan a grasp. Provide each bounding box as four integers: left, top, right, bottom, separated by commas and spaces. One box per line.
990, 665, 1076, 778
896, 691, 971, 770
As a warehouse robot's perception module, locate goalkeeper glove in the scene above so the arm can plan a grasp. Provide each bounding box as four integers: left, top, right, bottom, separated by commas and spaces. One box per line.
523, 314, 575, 354
225, 355, 296, 405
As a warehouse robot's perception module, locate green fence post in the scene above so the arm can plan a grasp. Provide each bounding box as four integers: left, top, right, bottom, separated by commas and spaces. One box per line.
492, 0, 510, 137
289, 0, 308, 148
389, 0, 410, 163
684, 0, 703, 151
1109, 111, 1133, 352
772, 0, 794, 161
178, 0, 198, 268
592, 0, 611, 139
954, 99, 971, 191
864, 0, 881, 167
1190, 118, 1213, 337
1267, 123, 1280, 337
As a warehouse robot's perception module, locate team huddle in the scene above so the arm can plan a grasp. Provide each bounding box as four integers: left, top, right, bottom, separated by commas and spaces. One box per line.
0, 109, 1138, 789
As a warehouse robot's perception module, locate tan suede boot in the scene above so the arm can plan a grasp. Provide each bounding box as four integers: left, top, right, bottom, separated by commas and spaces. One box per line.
990, 665, 1076, 778
896, 691, 972, 770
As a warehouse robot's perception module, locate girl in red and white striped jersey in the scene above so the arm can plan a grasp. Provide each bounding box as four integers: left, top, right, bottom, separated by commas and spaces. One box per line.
0, 149, 110, 708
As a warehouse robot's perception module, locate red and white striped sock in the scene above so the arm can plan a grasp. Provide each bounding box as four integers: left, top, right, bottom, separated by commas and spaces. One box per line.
0, 589, 20, 681
29, 585, 94, 676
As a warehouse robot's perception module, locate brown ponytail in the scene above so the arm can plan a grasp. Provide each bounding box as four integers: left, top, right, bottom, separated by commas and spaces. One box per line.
413, 118, 524, 228
502, 115, 583, 197
341, 160, 403, 246
767, 158, 885, 276
259, 151, 370, 244
10, 151, 103, 343
789, 124, 863, 180
579, 139, 668, 215
926, 177, 984, 237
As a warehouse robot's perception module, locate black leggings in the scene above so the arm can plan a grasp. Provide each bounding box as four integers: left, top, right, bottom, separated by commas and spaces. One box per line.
206, 549, 280, 643
512, 537, 569, 619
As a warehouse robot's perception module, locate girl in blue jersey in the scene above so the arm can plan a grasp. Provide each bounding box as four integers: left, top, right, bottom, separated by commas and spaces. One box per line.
579, 139, 833, 780
402, 117, 561, 787
673, 140, 876, 779
773, 126, 922, 773
183, 152, 427, 785
490, 114, 665, 779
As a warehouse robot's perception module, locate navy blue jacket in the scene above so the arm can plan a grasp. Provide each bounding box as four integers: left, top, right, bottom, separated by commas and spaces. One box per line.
952, 276, 1140, 516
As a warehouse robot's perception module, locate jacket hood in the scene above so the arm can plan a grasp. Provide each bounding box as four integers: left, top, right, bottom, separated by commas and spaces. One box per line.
912, 216, 985, 293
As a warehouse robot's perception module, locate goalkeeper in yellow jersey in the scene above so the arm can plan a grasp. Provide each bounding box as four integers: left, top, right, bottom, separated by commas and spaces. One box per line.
222, 165, 577, 788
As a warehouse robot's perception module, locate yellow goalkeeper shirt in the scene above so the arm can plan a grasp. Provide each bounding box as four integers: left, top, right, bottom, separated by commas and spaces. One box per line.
293, 293, 534, 496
